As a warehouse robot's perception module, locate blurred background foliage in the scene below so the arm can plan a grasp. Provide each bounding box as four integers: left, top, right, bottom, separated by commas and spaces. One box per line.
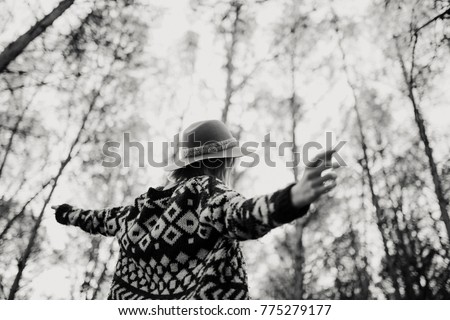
0, 0, 449, 299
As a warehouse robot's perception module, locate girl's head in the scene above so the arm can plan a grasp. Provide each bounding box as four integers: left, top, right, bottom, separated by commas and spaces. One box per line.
169, 157, 236, 185
164, 119, 253, 183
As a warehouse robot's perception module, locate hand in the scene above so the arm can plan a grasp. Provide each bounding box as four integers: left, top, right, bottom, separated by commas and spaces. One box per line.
290, 148, 340, 208
50, 204, 72, 213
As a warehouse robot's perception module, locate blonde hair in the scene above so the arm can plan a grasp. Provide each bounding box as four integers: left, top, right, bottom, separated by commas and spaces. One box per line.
170, 158, 235, 185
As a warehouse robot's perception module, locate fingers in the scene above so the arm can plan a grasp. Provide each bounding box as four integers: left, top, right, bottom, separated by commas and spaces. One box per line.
307, 161, 341, 178
305, 149, 339, 179
331, 162, 341, 169
315, 179, 337, 195
311, 171, 337, 187
306, 148, 336, 168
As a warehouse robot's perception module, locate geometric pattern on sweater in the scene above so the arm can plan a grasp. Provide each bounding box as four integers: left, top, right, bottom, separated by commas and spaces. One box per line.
55, 175, 309, 299
107, 238, 249, 299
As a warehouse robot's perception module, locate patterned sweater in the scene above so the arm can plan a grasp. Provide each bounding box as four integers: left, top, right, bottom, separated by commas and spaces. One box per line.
55, 175, 310, 299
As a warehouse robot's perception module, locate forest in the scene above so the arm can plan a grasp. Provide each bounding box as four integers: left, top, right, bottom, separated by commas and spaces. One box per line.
0, 0, 449, 299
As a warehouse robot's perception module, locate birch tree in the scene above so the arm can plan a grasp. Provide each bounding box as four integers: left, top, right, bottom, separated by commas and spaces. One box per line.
0, 0, 75, 74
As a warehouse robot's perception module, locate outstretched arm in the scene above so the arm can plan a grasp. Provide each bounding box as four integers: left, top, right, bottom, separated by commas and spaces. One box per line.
52, 202, 136, 237
200, 149, 339, 240
199, 182, 310, 240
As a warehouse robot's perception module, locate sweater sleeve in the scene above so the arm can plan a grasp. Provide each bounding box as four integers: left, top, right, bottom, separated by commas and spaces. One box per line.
54, 200, 138, 237
198, 177, 310, 240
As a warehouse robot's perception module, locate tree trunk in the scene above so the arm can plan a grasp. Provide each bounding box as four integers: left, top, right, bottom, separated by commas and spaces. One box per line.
221, 2, 241, 123
394, 37, 450, 242
288, 34, 307, 298
80, 172, 115, 299
0, 180, 51, 244
0, 95, 32, 181
332, 12, 401, 298
91, 243, 115, 300
7, 88, 100, 300
80, 238, 101, 298
376, 145, 420, 298
292, 128, 305, 298
0, 0, 75, 74
347, 221, 370, 299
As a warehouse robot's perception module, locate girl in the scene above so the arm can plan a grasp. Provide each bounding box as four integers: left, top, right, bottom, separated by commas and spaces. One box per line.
52, 119, 338, 299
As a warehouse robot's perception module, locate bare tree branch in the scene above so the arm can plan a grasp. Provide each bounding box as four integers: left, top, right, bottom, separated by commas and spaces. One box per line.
415, 7, 450, 34
0, 0, 75, 74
